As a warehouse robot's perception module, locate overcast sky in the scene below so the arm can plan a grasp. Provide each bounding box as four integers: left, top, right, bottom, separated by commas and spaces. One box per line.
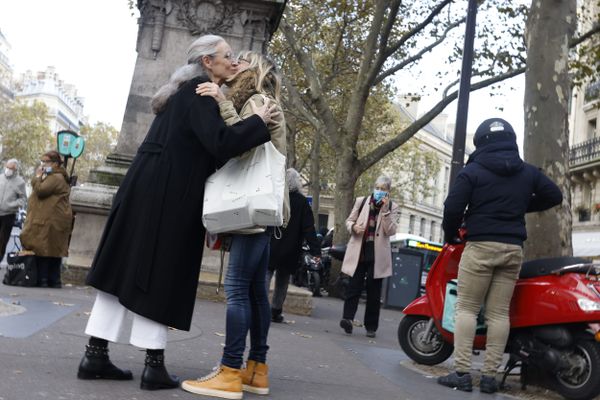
0, 1, 525, 141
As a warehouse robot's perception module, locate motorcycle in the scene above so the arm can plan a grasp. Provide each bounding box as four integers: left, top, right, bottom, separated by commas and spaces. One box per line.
398, 241, 600, 400
292, 243, 328, 297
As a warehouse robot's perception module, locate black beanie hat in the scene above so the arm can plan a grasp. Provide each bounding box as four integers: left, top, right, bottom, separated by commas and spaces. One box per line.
473, 118, 516, 148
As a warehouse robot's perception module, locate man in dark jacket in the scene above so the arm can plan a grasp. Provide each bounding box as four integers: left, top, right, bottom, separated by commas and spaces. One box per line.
438, 118, 562, 394
268, 168, 320, 323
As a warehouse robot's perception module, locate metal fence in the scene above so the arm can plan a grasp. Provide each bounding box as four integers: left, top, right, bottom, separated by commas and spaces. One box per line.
570, 136, 600, 166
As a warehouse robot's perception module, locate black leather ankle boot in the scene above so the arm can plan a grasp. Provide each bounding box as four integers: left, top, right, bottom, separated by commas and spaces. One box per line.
140, 352, 179, 390
77, 344, 133, 380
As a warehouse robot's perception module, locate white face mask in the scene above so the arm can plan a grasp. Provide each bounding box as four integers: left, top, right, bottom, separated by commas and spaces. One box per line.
4, 168, 14, 177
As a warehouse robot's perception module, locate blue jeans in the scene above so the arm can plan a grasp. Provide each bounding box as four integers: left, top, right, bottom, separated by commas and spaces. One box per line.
221, 232, 271, 369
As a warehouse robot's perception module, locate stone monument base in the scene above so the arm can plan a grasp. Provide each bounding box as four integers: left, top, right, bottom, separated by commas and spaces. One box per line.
62, 265, 313, 316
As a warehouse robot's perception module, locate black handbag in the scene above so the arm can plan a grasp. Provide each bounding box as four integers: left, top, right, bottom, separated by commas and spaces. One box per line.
3, 252, 37, 287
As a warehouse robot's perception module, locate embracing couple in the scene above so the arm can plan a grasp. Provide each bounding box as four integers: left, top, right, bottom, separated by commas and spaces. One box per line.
76, 35, 288, 400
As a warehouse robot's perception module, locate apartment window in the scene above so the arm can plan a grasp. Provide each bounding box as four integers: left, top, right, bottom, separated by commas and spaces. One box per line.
409, 215, 415, 234
420, 218, 426, 237
430, 221, 436, 241
443, 166, 450, 196
588, 119, 597, 140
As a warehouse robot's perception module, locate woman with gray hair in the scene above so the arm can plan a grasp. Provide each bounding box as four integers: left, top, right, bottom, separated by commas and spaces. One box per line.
77, 34, 275, 391
339, 174, 399, 338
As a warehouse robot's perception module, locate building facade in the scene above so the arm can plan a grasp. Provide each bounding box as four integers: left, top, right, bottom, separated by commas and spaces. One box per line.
568, 0, 600, 258
393, 105, 454, 244
0, 29, 14, 101
15, 66, 85, 133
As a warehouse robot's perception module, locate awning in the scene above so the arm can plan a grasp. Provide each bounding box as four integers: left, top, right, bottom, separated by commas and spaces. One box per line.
573, 231, 600, 257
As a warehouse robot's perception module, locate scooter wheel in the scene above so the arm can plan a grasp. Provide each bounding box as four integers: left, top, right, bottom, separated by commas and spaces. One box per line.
398, 315, 453, 365
309, 271, 321, 297
553, 340, 600, 400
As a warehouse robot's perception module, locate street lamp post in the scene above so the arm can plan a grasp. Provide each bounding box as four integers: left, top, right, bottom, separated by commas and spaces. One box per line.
449, 0, 478, 186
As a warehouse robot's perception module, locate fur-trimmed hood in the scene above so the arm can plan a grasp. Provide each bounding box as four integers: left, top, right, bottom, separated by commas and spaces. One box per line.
227, 70, 267, 112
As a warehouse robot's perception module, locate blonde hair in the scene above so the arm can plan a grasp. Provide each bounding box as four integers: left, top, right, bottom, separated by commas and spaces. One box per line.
151, 34, 225, 114
231, 51, 281, 102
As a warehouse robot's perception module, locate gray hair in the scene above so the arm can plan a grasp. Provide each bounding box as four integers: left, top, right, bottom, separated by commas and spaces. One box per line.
286, 168, 303, 192
151, 34, 224, 114
375, 174, 392, 190
6, 159, 19, 170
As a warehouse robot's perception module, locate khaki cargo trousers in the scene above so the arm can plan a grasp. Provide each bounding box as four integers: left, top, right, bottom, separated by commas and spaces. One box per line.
453, 241, 523, 376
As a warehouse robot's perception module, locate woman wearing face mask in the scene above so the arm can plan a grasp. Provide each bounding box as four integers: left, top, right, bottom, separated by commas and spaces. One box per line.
339, 175, 399, 338
20, 151, 72, 288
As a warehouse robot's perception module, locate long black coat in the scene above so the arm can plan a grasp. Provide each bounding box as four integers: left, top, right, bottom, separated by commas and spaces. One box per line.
86, 76, 270, 331
269, 190, 320, 274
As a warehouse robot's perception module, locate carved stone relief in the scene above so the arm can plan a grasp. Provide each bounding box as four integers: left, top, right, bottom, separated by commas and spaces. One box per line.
175, 0, 240, 35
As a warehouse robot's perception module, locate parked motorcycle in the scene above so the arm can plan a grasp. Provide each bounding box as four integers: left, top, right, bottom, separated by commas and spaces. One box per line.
398, 241, 600, 400
292, 243, 328, 296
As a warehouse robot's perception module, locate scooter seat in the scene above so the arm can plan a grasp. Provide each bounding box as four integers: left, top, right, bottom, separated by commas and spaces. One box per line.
519, 256, 589, 279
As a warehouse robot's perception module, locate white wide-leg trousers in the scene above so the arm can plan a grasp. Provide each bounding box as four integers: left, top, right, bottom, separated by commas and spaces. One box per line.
85, 291, 168, 350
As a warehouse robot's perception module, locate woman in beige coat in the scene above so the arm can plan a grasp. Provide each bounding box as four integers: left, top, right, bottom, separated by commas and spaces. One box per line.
340, 175, 398, 338
183, 51, 286, 399
20, 150, 72, 288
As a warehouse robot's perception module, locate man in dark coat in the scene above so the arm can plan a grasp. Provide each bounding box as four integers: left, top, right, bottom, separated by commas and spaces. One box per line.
438, 117, 562, 394
268, 168, 320, 322
77, 35, 274, 391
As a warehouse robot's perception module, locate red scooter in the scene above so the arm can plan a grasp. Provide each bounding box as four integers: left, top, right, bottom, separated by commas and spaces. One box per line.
399, 241, 600, 400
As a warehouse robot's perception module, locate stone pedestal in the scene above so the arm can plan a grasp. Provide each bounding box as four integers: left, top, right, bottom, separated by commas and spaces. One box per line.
68, 0, 286, 274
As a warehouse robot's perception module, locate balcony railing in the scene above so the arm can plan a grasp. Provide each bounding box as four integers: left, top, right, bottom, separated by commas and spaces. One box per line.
570, 136, 600, 166
585, 80, 600, 103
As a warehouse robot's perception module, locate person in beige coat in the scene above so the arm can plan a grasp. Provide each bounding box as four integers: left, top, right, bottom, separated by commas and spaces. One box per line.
183, 51, 286, 399
20, 150, 72, 288
340, 175, 399, 338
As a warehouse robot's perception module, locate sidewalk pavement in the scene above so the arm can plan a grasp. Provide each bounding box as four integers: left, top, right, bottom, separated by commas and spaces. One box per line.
0, 283, 549, 400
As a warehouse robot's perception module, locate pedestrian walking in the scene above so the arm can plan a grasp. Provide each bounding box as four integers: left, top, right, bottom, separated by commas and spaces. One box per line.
268, 168, 320, 323
20, 151, 72, 288
182, 51, 287, 399
77, 35, 275, 391
0, 159, 26, 262
339, 175, 399, 338
437, 118, 562, 394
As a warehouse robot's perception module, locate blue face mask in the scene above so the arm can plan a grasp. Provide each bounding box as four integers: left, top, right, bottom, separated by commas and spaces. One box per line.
373, 189, 387, 203
44, 166, 53, 174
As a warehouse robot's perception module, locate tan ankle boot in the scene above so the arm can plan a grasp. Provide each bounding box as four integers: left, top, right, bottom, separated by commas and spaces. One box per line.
241, 360, 269, 395
181, 365, 243, 399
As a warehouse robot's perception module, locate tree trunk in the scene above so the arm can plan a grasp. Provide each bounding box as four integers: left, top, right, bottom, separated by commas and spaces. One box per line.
523, 0, 576, 260
286, 118, 297, 169
309, 131, 321, 229
328, 146, 359, 292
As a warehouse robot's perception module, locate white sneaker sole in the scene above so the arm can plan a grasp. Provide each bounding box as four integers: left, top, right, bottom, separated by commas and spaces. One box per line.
181, 382, 243, 399
243, 384, 269, 395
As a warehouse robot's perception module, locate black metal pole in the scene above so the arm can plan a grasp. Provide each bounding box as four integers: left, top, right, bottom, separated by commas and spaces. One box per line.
449, 0, 478, 186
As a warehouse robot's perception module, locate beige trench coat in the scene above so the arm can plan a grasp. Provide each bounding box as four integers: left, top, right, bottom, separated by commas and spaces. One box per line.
341, 196, 399, 279
218, 93, 290, 227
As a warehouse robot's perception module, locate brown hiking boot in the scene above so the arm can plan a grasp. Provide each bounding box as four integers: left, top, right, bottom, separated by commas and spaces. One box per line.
181, 365, 243, 399
241, 360, 269, 395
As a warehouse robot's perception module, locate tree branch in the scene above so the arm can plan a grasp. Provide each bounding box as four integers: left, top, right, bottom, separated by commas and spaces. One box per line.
283, 76, 337, 148
358, 67, 526, 174
367, 0, 402, 86
346, 1, 388, 132
280, 18, 341, 141
570, 23, 600, 47
385, 0, 454, 58
375, 16, 465, 86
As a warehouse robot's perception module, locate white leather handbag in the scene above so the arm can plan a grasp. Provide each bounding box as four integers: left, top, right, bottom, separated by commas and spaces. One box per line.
202, 142, 286, 234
